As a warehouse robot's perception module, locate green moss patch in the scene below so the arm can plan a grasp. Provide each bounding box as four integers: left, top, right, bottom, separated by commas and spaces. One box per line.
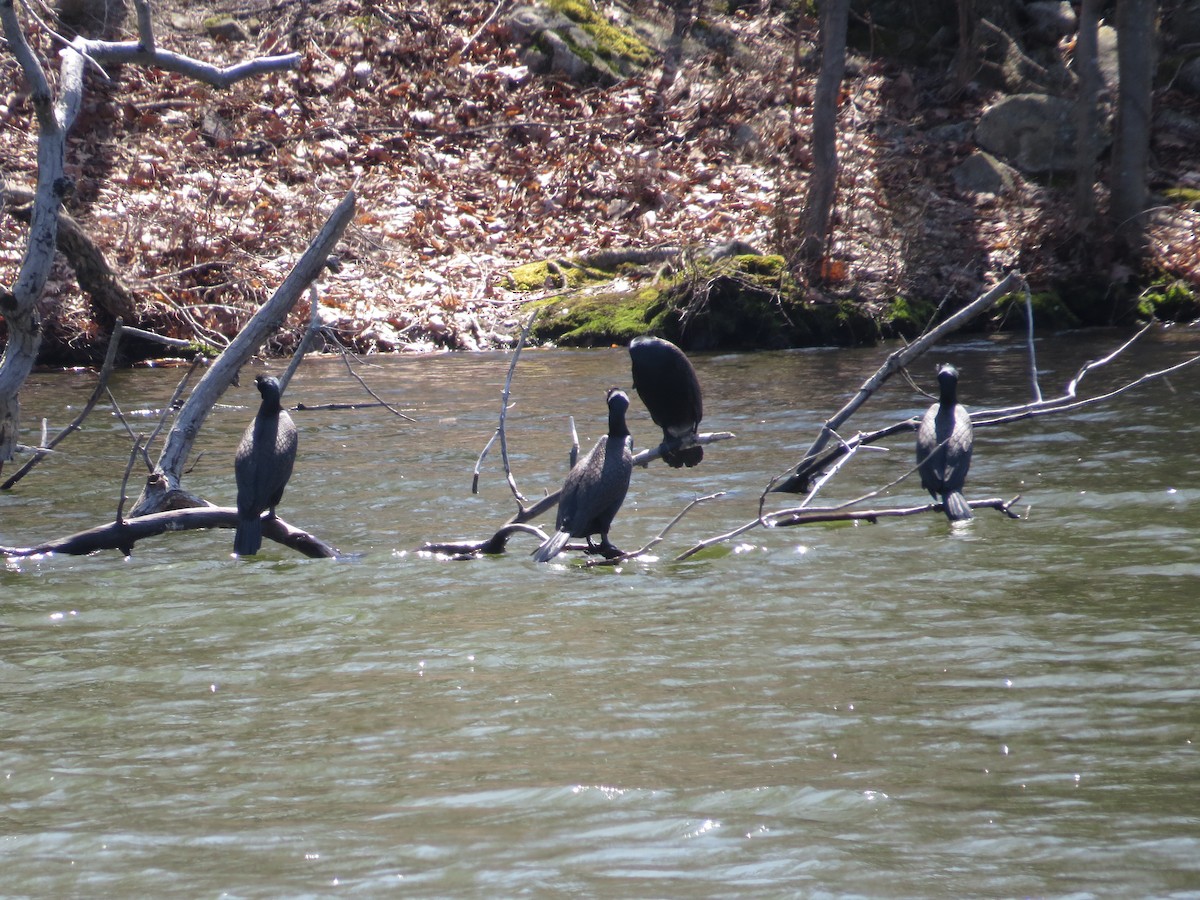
1138, 280, 1199, 322
547, 0, 654, 68
513, 251, 880, 349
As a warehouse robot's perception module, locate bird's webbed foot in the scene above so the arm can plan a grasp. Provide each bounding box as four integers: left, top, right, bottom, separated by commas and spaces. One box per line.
588, 537, 624, 559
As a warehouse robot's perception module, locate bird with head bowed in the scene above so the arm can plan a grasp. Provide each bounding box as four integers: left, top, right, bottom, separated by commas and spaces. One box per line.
532, 387, 634, 563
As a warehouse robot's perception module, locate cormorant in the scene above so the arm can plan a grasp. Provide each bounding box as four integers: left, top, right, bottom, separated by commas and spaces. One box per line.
532, 388, 634, 562
916, 363, 974, 521
628, 335, 703, 468
234, 374, 298, 555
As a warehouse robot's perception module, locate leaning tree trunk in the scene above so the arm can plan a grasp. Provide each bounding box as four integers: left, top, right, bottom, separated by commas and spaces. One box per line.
0, 3, 76, 464
798, 0, 851, 267
0, 0, 298, 464
1109, 0, 1157, 258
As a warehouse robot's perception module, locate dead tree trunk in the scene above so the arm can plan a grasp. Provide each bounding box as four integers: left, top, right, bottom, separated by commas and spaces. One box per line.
798, 0, 850, 267
1109, 0, 1157, 258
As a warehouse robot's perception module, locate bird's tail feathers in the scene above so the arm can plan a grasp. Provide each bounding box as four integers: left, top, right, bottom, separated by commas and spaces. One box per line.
944, 492, 973, 521
234, 517, 264, 556
531, 530, 571, 563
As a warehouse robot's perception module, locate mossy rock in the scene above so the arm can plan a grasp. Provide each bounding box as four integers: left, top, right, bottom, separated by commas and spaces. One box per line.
1137, 280, 1199, 323
530, 286, 671, 347
519, 252, 880, 349
504, 260, 616, 292
546, 0, 654, 69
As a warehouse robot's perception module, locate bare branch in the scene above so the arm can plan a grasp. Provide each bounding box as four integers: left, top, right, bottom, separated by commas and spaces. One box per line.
473, 308, 537, 497
419, 522, 550, 559
585, 492, 726, 567
334, 346, 416, 422
0, 508, 339, 559
116, 436, 145, 525
633, 430, 736, 468
1, 317, 127, 489
767, 271, 1020, 494
766, 495, 1023, 527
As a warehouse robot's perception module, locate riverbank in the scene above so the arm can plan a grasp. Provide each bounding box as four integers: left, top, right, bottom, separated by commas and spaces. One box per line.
0, 0, 1197, 364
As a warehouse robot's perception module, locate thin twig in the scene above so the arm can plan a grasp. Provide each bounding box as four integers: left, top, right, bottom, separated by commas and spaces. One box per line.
585, 492, 726, 567
116, 436, 145, 525
2, 320, 127, 489
336, 347, 417, 422
474, 308, 537, 497
1023, 281, 1043, 403
459, 0, 509, 58
673, 518, 765, 562
277, 284, 323, 395
143, 355, 205, 462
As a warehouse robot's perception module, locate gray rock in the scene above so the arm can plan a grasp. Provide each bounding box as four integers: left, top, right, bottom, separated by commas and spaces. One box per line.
975, 93, 1081, 173
953, 151, 1017, 195
1156, 109, 1200, 142
204, 15, 250, 42
505, 5, 638, 86
926, 122, 974, 144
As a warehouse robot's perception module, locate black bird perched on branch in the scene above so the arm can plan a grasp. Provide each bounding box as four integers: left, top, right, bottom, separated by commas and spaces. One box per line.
916, 363, 974, 521
532, 388, 634, 563
234, 375, 298, 555
628, 335, 703, 468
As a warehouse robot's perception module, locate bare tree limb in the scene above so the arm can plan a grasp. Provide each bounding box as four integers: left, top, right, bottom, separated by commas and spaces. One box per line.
130, 188, 356, 516
116, 435, 145, 526
767, 271, 1020, 494
0, 508, 339, 559
585, 491, 726, 567
474, 308, 537, 497
766, 495, 1024, 528
419, 522, 550, 559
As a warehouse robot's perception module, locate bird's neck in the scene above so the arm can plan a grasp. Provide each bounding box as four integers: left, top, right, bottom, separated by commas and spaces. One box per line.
608, 413, 629, 438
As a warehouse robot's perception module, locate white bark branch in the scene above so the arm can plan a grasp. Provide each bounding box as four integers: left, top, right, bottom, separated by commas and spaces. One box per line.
130, 189, 356, 516
0, 0, 302, 463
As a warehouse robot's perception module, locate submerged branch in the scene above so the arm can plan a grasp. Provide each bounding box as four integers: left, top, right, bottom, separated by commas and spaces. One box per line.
766, 495, 1023, 527
0, 507, 340, 559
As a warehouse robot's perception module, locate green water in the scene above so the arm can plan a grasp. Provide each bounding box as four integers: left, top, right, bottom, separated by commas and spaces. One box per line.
2, 330, 1198, 896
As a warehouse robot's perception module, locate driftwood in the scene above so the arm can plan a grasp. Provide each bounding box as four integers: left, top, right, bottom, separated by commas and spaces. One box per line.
0, 204, 355, 558
0, 508, 339, 559
130, 191, 356, 517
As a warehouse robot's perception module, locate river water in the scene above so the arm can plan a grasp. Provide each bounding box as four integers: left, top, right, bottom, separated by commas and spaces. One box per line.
2, 328, 1198, 896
